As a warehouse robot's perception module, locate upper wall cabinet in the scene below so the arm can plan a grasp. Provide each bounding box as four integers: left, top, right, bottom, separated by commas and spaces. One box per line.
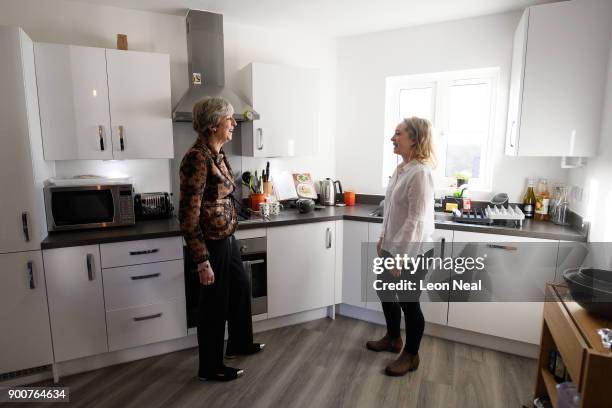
34, 43, 173, 160
239, 62, 319, 157
505, 1, 611, 157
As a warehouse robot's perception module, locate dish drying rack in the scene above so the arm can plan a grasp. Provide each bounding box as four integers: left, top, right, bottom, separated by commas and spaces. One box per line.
485, 205, 525, 227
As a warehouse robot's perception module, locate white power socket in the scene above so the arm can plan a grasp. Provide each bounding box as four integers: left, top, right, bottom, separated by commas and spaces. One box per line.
572, 186, 583, 202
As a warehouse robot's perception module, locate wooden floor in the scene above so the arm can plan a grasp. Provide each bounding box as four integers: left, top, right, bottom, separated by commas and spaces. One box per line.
9, 316, 537, 408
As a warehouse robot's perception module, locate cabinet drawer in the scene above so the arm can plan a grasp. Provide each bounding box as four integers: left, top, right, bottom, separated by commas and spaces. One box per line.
100, 237, 182, 268
544, 300, 586, 382
106, 300, 187, 351
102, 260, 184, 311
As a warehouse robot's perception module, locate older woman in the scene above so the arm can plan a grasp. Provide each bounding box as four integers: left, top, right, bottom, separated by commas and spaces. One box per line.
366, 117, 435, 377
180, 97, 264, 382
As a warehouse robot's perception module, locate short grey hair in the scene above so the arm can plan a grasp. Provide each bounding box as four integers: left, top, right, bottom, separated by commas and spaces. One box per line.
192, 97, 235, 136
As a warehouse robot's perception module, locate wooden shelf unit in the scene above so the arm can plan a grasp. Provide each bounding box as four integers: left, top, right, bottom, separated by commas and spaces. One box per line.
535, 284, 612, 407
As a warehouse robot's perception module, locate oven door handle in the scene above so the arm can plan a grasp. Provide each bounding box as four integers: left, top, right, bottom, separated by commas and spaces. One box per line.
244, 259, 265, 266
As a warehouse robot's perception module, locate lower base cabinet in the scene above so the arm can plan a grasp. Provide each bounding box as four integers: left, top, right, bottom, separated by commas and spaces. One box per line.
106, 300, 187, 351
43, 237, 186, 363
0, 251, 53, 374
44, 245, 108, 362
267, 222, 336, 318
448, 231, 558, 344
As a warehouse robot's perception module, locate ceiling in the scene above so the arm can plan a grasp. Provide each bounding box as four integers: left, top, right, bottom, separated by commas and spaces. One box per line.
69, 0, 553, 37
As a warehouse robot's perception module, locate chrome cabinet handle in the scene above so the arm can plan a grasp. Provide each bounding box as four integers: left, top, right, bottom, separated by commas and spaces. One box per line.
326, 228, 332, 249
133, 313, 162, 322
486, 244, 517, 251
86, 253, 95, 281
27, 261, 35, 289
98, 125, 105, 151
129, 249, 159, 256
256, 128, 263, 150
21, 212, 30, 242
130, 273, 161, 280
118, 125, 125, 151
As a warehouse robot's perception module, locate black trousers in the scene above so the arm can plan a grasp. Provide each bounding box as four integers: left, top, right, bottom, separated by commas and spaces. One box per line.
376, 249, 432, 355
197, 235, 253, 376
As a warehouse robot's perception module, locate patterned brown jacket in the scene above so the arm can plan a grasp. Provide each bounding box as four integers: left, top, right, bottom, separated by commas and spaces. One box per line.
179, 137, 237, 264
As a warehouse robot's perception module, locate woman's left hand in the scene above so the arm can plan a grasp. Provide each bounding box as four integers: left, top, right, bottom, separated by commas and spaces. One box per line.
390, 267, 401, 278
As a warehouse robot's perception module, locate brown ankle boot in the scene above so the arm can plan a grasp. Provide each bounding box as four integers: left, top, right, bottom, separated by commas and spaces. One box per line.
384, 351, 419, 376
365, 334, 403, 353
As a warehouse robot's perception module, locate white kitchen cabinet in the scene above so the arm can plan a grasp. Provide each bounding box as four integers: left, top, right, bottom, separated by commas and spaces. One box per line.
342, 220, 369, 308
0, 27, 46, 252
0, 251, 53, 374
365, 223, 451, 325
505, 1, 611, 157
34, 43, 113, 160
106, 300, 186, 352
448, 231, 558, 344
267, 222, 335, 318
44, 245, 108, 362
239, 62, 319, 157
106, 49, 173, 159
34, 44, 173, 160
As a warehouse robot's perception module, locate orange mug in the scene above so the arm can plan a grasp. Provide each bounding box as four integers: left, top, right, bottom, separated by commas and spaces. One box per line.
344, 191, 356, 206
250, 193, 266, 211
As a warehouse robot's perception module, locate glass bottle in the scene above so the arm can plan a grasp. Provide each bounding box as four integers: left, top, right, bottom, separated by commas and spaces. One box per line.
535, 178, 550, 221
522, 178, 536, 219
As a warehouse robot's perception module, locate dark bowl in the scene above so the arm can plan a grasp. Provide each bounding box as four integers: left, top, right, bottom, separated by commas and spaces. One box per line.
563, 268, 612, 319
296, 198, 315, 214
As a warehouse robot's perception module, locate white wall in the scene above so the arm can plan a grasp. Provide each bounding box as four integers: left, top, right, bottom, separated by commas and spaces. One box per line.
1, 0, 336, 195
335, 11, 568, 201
568, 31, 612, 242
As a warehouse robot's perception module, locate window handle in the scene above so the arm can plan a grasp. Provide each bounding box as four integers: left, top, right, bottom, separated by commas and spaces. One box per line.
509, 121, 517, 148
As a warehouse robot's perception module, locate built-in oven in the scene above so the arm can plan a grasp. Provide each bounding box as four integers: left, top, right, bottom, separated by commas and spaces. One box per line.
184, 236, 268, 329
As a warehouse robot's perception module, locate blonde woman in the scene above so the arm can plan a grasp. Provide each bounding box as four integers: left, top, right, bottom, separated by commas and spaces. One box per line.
366, 117, 435, 376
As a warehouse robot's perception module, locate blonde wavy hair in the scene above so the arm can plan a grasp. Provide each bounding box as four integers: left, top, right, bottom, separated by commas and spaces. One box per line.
402, 117, 437, 167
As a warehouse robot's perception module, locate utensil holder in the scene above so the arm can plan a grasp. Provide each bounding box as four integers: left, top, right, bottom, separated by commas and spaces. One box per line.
250, 193, 266, 211
263, 181, 273, 196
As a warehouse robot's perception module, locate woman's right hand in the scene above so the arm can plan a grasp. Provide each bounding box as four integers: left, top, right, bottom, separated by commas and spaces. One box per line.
376, 237, 383, 257
198, 261, 215, 285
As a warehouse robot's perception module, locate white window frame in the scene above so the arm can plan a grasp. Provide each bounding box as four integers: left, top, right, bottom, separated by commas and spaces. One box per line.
383, 67, 499, 192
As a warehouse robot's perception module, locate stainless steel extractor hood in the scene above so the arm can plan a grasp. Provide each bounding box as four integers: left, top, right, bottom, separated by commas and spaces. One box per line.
173, 10, 258, 122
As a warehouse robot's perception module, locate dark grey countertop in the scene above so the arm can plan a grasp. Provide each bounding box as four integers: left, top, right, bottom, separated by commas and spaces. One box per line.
238, 204, 588, 242
41, 218, 183, 250
40, 204, 587, 250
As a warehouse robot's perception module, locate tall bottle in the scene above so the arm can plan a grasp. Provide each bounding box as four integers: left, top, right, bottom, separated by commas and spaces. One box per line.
535, 178, 550, 221
522, 178, 536, 219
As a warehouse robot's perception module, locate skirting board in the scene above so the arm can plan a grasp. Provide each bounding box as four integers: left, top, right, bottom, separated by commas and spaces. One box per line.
336, 303, 539, 359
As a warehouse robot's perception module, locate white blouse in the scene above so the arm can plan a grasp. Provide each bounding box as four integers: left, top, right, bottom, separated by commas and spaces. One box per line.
381, 160, 435, 258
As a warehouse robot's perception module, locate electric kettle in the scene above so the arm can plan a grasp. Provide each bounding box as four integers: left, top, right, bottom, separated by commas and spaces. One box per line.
320, 178, 343, 206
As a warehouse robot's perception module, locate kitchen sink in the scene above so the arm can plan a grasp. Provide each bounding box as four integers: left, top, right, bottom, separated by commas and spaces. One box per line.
434, 212, 453, 222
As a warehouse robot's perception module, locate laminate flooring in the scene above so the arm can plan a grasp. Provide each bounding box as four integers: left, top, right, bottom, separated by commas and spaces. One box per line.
6, 316, 537, 408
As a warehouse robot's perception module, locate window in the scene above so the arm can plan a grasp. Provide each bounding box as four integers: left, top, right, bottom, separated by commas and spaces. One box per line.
383, 68, 498, 191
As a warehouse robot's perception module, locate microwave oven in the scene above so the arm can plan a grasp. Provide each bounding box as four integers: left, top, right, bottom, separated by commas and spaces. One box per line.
44, 183, 135, 231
